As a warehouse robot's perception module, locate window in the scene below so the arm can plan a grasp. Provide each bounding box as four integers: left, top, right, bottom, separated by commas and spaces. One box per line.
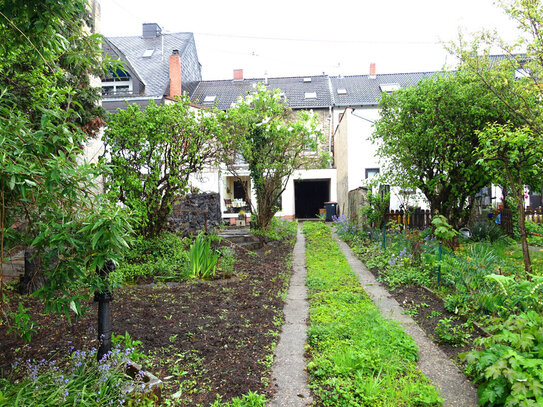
304, 92, 317, 99
365, 168, 380, 178
203, 95, 216, 103
142, 49, 154, 57
379, 83, 401, 93
101, 77, 133, 96
337, 88, 347, 95
303, 77, 312, 83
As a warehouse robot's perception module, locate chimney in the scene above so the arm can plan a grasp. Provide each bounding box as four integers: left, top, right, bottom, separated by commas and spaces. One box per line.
233, 69, 243, 81
142, 23, 162, 38
169, 50, 182, 99
369, 62, 376, 79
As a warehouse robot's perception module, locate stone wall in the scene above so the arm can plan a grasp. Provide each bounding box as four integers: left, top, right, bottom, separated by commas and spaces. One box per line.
167, 192, 222, 235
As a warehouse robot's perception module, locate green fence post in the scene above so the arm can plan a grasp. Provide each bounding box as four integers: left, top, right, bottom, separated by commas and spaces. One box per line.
382, 225, 386, 251
437, 242, 442, 285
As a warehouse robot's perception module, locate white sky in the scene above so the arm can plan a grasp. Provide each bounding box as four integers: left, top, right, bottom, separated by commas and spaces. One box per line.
98, 0, 521, 80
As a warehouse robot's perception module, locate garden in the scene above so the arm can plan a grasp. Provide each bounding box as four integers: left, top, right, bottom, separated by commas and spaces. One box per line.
332, 212, 543, 406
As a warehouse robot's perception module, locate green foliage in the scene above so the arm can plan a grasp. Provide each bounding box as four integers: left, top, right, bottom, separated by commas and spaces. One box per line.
0, 0, 131, 336
476, 124, 543, 273
6, 302, 36, 342
526, 221, 543, 247
111, 331, 147, 363
360, 190, 390, 229
210, 392, 267, 407
104, 96, 226, 237
431, 215, 458, 241
462, 311, 543, 406
303, 222, 442, 406
373, 71, 513, 227
0, 345, 151, 406
114, 233, 190, 284
188, 232, 220, 280
216, 246, 236, 278
470, 220, 506, 243
433, 318, 471, 347
251, 217, 298, 242
222, 84, 327, 230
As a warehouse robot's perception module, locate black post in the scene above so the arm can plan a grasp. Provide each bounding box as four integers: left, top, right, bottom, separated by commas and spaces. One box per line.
94, 260, 115, 362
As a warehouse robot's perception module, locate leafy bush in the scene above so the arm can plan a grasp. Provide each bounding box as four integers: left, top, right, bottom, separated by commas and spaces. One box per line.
526, 221, 543, 246
303, 222, 442, 406
433, 318, 471, 346
210, 392, 266, 407
462, 311, 543, 406
470, 220, 505, 242
114, 233, 190, 283
332, 214, 360, 242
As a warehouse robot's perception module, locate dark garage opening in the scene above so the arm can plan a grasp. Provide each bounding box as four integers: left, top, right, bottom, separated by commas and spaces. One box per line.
294, 179, 330, 218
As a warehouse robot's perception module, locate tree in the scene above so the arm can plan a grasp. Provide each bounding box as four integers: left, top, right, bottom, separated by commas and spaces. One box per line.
0, 0, 130, 337
104, 97, 226, 238
476, 124, 543, 275
222, 84, 326, 230
372, 71, 516, 228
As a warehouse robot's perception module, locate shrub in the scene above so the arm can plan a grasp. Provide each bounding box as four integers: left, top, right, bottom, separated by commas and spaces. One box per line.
188, 232, 220, 279
462, 311, 543, 406
114, 233, 190, 283
252, 218, 297, 242
470, 220, 505, 242
433, 318, 471, 346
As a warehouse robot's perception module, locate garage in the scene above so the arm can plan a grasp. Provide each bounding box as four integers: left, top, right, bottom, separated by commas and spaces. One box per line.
294, 179, 330, 218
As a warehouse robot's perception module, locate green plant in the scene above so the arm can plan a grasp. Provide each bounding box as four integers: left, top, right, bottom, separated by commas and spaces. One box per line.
431, 215, 458, 241
6, 302, 36, 342
104, 96, 227, 238
211, 391, 267, 406
217, 246, 236, 278
433, 317, 471, 347
470, 220, 505, 242
303, 222, 442, 406
189, 232, 220, 279
0, 345, 150, 406
111, 331, 147, 363
251, 218, 297, 242
462, 311, 543, 406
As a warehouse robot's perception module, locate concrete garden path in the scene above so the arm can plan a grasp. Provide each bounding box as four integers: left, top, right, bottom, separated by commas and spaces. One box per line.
269, 226, 312, 407
331, 230, 479, 407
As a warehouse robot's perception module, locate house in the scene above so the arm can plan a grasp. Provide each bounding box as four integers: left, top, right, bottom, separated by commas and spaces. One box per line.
101, 23, 202, 113
190, 71, 337, 222
330, 66, 435, 215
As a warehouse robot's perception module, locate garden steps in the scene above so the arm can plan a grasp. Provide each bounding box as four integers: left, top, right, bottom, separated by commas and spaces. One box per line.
219, 227, 262, 250
331, 231, 479, 407
268, 226, 312, 407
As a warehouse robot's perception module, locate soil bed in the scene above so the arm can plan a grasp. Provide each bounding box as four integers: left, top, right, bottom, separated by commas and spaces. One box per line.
1, 241, 294, 405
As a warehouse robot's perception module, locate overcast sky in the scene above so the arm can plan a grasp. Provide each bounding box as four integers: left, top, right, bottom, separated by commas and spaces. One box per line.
99, 0, 521, 80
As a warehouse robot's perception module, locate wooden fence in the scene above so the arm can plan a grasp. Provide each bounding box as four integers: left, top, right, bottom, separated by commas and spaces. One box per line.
384, 209, 432, 229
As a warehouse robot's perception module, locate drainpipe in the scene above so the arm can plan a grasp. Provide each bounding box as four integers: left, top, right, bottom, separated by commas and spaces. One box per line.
95, 260, 115, 361
328, 105, 333, 167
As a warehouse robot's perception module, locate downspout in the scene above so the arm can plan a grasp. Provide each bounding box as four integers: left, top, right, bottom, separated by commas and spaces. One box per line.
327, 76, 335, 167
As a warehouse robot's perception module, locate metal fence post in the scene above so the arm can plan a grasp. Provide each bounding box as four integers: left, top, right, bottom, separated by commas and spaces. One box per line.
437, 242, 442, 285
382, 226, 386, 250
95, 260, 115, 361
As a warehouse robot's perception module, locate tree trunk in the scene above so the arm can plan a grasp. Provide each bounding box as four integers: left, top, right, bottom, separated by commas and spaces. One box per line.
516, 194, 532, 277
18, 248, 47, 294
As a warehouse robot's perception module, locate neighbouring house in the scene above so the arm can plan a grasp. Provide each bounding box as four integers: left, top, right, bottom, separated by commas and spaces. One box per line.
190, 70, 337, 223
330, 65, 435, 215
101, 23, 202, 113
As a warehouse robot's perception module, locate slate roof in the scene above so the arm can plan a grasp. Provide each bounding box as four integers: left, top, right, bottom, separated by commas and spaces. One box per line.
191, 75, 332, 110
330, 72, 437, 107
105, 32, 199, 98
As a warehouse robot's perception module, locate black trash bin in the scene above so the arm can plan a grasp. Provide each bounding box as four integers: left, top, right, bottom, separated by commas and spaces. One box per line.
324, 202, 337, 221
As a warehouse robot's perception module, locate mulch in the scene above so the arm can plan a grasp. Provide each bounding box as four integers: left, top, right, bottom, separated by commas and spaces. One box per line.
0, 241, 294, 405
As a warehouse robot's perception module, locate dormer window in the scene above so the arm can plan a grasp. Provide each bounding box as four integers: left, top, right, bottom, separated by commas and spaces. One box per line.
337, 88, 347, 95
304, 92, 317, 99
203, 95, 217, 103
379, 83, 401, 93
